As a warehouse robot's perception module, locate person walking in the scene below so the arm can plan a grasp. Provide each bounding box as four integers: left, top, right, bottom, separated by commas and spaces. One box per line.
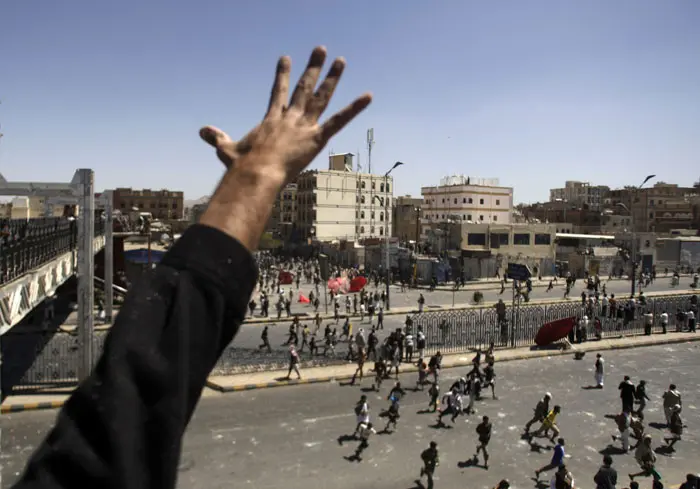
284, 345, 302, 380
594, 353, 605, 388
419, 441, 440, 489
473, 415, 493, 469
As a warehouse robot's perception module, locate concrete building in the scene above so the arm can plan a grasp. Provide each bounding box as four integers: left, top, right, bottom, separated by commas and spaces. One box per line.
295, 154, 394, 242
549, 181, 609, 210
112, 188, 184, 220
8, 196, 69, 219
268, 183, 298, 240
189, 202, 209, 224
421, 176, 514, 240
1, 202, 13, 218
455, 222, 557, 279
392, 195, 423, 243
607, 182, 698, 233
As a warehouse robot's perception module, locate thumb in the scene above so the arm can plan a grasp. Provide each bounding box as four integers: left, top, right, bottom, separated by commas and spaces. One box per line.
199, 126, 232, 148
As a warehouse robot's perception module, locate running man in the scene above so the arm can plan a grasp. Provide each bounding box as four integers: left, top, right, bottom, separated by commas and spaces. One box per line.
473, 415, 493, 469
419, 441, 439, 489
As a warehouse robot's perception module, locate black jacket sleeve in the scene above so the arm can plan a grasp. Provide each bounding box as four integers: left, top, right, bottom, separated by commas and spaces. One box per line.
12, 224, 257, 489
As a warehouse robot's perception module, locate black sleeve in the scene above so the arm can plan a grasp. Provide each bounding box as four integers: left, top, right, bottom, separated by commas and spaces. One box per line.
12, 224, 257, 489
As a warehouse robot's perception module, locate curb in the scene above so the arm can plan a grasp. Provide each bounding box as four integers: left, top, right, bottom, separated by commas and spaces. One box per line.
1, 400, 66, 414
5, 335, 699, 411
205, 375, 353, 393
242, 290, 698, 326
205, 334, 700, 393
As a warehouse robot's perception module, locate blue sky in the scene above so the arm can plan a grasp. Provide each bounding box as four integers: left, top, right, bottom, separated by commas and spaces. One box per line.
1, 1, 699, 203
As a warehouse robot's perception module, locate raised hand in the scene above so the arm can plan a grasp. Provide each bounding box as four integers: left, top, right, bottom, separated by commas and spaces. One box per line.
200, 46, 372, 184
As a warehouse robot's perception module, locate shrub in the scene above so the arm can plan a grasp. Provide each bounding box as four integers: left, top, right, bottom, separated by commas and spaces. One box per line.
473, 291, 484, 304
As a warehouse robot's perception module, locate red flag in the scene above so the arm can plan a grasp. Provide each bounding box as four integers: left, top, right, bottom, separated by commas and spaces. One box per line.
298, 293, 310, 304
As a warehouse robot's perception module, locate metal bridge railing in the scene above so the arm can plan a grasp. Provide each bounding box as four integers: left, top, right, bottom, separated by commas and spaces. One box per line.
0, 217, 105, 286
2, 293, 696, 393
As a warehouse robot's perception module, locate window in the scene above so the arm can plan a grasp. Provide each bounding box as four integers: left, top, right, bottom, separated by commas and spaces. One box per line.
467, 214, 472, 221
514, 233, 531, 245
490, 233, 509, 247
496, 199, 500, 205
361, 196, 366, 204
442, 198, 445, 203
361, 211, 365, 219
360, 226, 365, 233
454, 198, 458, 204
379, 227, 384, 236
479, 215, 484, 221
371, 211, 375, 219
468, 198, 473, 204
386, 183, 390, 193
372, 182, 376, 189
380, 212, 384, 221
463, 198, 466, 203
463, 214, 466, 220
534, 233, 551, 245
380, 183, 384, 192
370, 226, 375, 233
493, 215, 498, 222
361, 181, 366, 189
467, 233, 487, 246
479, 198, 484, 205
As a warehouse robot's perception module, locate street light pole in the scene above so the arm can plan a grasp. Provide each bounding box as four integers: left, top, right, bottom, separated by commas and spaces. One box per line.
383, 161, 404, 311
618, 174, 655, 297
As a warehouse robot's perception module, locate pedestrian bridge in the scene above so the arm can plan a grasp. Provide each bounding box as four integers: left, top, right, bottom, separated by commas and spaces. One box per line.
0, 217, 106, 334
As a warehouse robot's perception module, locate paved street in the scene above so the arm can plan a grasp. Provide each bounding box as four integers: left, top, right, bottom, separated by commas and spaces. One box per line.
252, 276, 691, 319
3, 343, 698, 488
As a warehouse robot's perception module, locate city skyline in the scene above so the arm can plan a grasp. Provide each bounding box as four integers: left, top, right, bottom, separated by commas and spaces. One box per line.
1, 1, 699, 203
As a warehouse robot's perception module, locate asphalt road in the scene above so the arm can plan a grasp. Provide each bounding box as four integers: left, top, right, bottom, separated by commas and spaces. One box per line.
3, 343, 699, 489
252, 276, 691, 319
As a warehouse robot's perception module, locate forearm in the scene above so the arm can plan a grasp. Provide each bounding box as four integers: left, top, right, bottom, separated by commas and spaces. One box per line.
200, 152, 285, 252
12, 226, 257, 489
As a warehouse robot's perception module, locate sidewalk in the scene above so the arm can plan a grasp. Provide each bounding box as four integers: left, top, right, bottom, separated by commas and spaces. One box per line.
6, 330, 698, 413
242, 288, 698, 325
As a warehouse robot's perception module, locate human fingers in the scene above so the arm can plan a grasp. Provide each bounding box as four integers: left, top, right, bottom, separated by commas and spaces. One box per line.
289, 46, 327, 111
320, 93, 373, 143
199, 126, 233, 148
199, 126, 236, 168
306, 57, 345, 121
266, 56, 292, 117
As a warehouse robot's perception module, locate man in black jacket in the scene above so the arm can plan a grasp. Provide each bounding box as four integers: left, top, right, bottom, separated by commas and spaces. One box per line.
594, 455, 618, 489
10, 46, 371, 489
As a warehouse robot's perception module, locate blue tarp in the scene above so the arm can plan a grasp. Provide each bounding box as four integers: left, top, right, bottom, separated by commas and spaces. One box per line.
124, 248, 166, 264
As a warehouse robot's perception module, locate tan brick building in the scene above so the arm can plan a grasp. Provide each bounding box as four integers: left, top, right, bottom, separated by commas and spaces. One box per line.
112, 188, 184, 220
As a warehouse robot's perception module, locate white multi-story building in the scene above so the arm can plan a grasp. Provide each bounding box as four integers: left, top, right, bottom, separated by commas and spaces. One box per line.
421, 175, 513, 238
295, 154, 394, 242
550, 181, 609, 210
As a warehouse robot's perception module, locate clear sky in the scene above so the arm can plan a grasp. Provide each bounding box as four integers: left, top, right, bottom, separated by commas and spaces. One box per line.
1, 1, 699, 204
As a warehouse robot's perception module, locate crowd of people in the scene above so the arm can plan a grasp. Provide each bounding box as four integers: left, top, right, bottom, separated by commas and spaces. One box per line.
336, 343, 695, 489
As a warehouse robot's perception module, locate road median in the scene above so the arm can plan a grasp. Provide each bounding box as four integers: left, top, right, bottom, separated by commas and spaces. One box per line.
205, 330, 700, 393
242, 289, 697, 326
